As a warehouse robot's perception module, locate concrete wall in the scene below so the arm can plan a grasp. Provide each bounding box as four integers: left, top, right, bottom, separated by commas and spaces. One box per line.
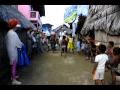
18, 5, 31, 20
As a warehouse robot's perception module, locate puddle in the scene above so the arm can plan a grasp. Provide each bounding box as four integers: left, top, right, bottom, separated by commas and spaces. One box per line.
49, 53, 60, 56
64, 56, 75, 64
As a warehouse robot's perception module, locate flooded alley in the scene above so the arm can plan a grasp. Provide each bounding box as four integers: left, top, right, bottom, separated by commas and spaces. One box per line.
1, 5, 120, 85
18, 51, 111, 85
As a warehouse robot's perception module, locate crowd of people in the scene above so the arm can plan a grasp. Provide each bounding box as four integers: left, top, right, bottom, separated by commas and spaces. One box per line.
80, 39, 120, 85
4, 18, 58, 85
92, 41, 120, 85
4, 18, 120, 85
75, 37, 120, 85
58, 31, 120, 85
26, 29, 49, 57
26, 28, 120, 85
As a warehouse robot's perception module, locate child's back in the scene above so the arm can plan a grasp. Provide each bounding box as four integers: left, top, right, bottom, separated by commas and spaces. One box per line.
61, 39, 67, 46
61, 36, 67, 55
68, 37, 73, 43
93, 44, 109, 85
95, 54, 108, 70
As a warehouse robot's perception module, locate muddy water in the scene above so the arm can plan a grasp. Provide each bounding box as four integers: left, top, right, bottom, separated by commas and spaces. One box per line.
19, 51, 112, 85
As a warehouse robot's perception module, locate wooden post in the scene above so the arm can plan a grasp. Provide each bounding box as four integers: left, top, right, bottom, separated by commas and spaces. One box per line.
106, 11, 109, 46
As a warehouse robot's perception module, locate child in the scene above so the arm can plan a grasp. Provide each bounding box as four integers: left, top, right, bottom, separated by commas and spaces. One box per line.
61, 36, 67, 56
85, 42, 91, 60
67, 34, 74, 53
59, 36, 63, 50
90, 42, 96, 62
76, 38, 81, 54
81, 41, 85, 55
106, 41, 114, 71
92, 44, 109, 85
106, 41, 114, 62
50, 34, 56, 52
109, 47, 120, 85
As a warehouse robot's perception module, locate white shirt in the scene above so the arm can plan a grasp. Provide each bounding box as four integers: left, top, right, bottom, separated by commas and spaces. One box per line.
81, 43, 85, 50
95, 54, 109, 70
59, 36, 63, 44
6, 29, 23, 64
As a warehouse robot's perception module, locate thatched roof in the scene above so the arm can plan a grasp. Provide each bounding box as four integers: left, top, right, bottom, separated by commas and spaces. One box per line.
0, 5, 36, 29
81, 5, 120, 36
54, 24, 69, 32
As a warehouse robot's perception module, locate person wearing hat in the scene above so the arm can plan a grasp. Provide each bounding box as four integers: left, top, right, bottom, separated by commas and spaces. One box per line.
6, 18, 23, 85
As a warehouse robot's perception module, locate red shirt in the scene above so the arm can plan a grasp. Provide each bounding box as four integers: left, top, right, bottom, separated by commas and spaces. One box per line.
106, 47, 113, 57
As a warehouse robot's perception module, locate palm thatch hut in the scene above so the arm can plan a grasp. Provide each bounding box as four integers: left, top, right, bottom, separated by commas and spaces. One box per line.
81, 5, 120, 46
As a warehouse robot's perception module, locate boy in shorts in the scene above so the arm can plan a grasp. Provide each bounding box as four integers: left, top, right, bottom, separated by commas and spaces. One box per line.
92, 44, 109, 85
61, 36, 67, 56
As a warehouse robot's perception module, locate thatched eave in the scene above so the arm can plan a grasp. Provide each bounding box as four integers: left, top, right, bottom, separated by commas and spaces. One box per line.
0, 5, 36, 30
81, 5, 120, 36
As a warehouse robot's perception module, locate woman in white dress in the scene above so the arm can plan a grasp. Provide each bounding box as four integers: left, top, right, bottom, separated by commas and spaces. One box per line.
6, 19, 23, 85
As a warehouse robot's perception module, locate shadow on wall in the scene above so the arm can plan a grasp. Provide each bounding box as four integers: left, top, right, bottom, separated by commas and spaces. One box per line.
0, 20, 11, 85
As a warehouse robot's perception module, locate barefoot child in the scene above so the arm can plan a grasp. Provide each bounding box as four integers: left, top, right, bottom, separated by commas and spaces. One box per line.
92, 44, 109, 85
67, 34, 74, 53
61, 36, 67, 56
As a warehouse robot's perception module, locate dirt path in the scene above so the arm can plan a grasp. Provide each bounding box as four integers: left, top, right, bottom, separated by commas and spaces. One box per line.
18, 51, 112, 85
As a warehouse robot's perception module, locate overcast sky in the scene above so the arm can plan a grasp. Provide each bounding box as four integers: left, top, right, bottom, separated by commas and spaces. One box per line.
41, 5, 71, 29
41, 5, 88, 29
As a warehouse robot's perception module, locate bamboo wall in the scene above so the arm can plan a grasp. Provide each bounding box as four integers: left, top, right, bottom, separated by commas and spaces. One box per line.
95, 31, 120, 47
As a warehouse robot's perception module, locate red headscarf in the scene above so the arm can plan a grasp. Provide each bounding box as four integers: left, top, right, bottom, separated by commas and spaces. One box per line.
8, 18, 18, 29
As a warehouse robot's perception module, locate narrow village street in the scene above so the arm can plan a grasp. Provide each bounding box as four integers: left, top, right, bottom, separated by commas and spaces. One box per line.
18, 50, 112, 85
1, 5, 120, 85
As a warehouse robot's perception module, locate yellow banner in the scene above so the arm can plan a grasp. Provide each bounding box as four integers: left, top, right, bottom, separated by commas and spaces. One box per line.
64, 11, 77, 23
